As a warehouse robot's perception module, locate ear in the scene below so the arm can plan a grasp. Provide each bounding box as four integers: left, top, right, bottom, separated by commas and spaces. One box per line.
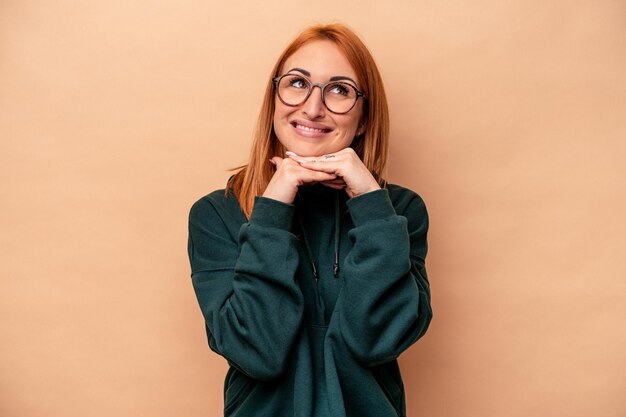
356, 122, 367, 137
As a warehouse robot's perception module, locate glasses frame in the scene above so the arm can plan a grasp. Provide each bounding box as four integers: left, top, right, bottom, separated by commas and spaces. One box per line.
273, 73, 367, 115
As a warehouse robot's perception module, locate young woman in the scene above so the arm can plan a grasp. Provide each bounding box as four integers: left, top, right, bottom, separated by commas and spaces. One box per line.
188, 23, 432, 417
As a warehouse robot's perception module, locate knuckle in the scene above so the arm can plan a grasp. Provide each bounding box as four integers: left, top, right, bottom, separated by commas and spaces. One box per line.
282, 160, 298, 171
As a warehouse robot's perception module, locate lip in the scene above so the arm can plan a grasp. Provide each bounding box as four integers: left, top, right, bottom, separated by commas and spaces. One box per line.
290, 119, 333, 138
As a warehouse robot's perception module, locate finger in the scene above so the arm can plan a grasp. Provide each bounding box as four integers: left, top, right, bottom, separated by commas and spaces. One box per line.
285, 153, 308, 164
288, 147, 357, 162
285, 154, 344, 173
320, 181, 346, 190
270, 156, 284, 167
320, 182, 345, 190
299, 174, 338, 187
286, 152, 342, 164
295, 160, 343, 175
321, 178, 346, 186
279, 158, 337, 181
302, 170, 337, 182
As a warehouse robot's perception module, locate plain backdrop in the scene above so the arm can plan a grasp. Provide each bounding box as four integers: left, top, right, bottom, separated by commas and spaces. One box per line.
1, 1, 625, 416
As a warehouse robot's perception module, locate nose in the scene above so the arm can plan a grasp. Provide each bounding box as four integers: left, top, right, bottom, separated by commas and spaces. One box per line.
301, 85, 325, 119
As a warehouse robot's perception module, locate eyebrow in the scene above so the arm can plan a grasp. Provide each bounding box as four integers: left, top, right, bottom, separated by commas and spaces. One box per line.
286, 67, 359, 87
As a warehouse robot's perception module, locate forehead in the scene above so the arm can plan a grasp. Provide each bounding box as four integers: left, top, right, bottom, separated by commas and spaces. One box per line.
282, 40, 357, 80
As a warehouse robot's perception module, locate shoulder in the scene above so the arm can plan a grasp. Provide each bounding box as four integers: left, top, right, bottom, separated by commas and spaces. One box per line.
189, 188, 229, 216
189, 188, 246, 226
385, 183, 428, 217
385, 183, 429, 237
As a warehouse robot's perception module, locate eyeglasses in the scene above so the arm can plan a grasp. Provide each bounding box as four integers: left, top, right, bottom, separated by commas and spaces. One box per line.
273, 73, 366, 115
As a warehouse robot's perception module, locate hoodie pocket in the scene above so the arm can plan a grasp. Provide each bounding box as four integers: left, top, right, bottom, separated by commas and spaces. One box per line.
224, 367, 255, 414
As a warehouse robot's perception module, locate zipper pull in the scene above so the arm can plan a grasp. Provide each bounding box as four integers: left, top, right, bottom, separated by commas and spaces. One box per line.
333, 252, 339, 277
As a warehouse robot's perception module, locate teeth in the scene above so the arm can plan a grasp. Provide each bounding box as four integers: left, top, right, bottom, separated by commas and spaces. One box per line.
296, 124, 327, 133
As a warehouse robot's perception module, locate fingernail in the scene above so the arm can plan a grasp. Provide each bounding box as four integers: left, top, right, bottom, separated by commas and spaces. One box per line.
269, 159, 276, 165
285, 151, 298, 157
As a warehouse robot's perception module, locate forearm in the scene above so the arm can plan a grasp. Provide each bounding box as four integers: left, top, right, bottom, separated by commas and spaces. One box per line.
338, 189, 432, 365
189, 196, 304, 380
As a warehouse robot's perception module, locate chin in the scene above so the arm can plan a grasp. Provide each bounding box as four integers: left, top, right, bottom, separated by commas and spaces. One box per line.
287, 143, 351, 158
293, 149, 322, 157
284, 144, 323, 157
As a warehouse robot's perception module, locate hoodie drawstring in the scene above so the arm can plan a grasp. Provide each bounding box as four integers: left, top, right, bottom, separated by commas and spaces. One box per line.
296, 189, 341, 280
333, 191, 340, 277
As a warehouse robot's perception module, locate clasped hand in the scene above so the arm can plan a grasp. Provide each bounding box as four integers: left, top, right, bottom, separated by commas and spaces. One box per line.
263, 148, 381, 204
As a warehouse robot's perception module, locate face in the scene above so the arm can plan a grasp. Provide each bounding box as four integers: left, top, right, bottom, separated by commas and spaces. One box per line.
273, 40, 365, 157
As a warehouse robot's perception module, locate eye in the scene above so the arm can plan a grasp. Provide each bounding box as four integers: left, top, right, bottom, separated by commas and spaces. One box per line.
287, 76, 309, 89
326, 82, 353, 97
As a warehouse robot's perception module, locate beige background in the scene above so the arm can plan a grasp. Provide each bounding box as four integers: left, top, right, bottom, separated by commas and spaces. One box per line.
1, 1, 625, 416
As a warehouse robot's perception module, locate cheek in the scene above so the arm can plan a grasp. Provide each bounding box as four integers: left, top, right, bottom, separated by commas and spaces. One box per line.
338, 115, 362, 137
344, 105, 364, 134
273, 102, 292, 127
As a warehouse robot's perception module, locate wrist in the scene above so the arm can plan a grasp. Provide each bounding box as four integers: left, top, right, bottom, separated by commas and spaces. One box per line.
251, 196, 294, 230
350, 186, 381, 198
262, 182, 297, 204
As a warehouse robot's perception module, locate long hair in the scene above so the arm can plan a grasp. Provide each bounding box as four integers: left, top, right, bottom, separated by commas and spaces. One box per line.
228, 23, 390, 218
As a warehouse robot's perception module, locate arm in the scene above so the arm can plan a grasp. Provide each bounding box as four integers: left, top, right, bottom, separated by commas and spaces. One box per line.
188, 194, 304, 380
338, 188, 432, 366
283, 149, 432, 364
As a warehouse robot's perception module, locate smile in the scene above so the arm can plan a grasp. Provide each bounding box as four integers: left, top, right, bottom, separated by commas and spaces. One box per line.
297, 124, 327, 132
291, 122, 333, 136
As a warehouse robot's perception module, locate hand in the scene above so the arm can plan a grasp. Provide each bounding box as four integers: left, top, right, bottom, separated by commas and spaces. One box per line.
318, 177, 347, 190
285, 148, 381, 198
263, 156, 338, 204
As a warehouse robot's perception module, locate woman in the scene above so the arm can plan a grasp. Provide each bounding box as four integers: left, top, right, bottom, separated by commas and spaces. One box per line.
188, 23, 432, 417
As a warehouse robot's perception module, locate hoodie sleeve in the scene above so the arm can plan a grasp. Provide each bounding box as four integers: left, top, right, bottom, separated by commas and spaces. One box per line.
188, 194, 304, 380
339, 188, 432, 366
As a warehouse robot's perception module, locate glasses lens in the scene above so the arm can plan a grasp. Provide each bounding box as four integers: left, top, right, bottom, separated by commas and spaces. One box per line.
277, 75, 310, 106
323, 82, 358, 114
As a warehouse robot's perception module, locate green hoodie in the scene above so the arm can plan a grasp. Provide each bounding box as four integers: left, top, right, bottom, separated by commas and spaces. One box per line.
188, 182, 432, 417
